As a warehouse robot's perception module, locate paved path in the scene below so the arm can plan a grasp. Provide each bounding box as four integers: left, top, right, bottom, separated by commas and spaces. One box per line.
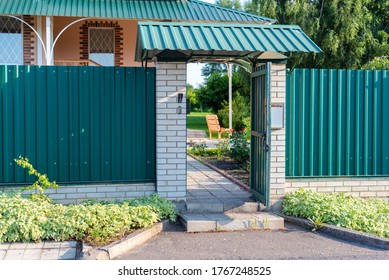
0, 241, 79, 260
115, 222, 389, 260
187, 155, 254, 210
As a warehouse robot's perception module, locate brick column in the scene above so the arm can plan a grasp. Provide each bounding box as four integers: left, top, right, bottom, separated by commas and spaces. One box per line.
269, 64, 286, 208
155, 62, 187, 201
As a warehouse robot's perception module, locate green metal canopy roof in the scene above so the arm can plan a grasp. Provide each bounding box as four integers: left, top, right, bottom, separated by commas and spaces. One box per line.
0, 0, 275, 23
136, 22, 322, 62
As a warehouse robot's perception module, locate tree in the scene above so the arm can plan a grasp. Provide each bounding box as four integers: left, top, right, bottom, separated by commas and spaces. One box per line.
362, 56, 389, 70
197, 70, 249, 113
227, 0, 389, 69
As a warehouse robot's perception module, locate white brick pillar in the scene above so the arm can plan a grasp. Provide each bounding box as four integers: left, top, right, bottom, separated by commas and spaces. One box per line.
270, 64, 286, 207
155, 62, 187, 201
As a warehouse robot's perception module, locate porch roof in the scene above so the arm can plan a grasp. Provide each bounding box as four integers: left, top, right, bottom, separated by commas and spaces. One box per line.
135, 21, 322, 63
0, 0, 275, 23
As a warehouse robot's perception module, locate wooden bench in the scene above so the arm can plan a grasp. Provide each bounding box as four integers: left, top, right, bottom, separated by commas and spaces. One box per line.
205, 114, 233, 139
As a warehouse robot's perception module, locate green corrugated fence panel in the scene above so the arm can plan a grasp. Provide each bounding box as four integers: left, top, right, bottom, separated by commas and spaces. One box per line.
286, 68, 389, 177
0, 65, 156, 185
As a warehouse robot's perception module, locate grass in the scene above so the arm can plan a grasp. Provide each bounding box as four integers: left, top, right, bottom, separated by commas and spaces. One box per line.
187, 112, 209, 132
187, 112, 229, 139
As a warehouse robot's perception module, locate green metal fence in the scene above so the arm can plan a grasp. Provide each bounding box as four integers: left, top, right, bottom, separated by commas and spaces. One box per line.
286, 68, 389, 177
0, 65, 156, 185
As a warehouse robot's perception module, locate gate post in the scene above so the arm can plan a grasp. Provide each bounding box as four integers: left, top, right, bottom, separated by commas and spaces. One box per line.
155, 61, 187, 201
270, 64, 286, 209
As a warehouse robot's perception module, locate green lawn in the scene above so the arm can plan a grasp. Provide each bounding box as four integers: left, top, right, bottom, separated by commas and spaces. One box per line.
187, 112, 209, 132
187, 112, 228, 139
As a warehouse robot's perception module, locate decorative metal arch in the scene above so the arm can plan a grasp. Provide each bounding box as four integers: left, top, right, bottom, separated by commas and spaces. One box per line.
1, 15, 47, 60
50, 17, 88, 63
1, 15, 89, 64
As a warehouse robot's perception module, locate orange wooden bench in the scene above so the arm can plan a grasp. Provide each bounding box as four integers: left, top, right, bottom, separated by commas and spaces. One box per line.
205, 114, 233, 139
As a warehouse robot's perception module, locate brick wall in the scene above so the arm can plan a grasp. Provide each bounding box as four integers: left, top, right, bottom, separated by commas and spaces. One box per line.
22, 15, 35, 65
1, 183, 156, 204
286, 178, 389, 200
269, 64, 286, 204
155, 62, 187, 201
80, 21, 123, 66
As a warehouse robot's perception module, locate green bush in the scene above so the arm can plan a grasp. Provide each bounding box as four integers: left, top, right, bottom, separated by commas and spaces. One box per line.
188, 147, 219, 157
190, 142, 208, 156
228, 132, 250, 165
0, 193, 177, 246
283, 188, 389, 238
217, 93, 249, 131
126, 194, 177, 222
242, 117, 251, 140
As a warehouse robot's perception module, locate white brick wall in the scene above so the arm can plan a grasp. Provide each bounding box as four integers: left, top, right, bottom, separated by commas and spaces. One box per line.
1, 183, 156, 204
270, 64, 286, 202
155, 62, 187, 201
286, 178, 389, 200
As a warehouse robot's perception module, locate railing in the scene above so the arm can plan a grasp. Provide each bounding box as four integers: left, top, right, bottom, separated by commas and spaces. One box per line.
54, 59, 102, 66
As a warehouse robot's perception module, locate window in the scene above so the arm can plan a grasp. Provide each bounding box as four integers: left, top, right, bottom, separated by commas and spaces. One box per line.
89, 28, 114, 66
0, 17, 23, 65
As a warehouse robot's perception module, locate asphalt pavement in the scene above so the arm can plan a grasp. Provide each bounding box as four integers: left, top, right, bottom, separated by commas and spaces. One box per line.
115, 222, 389, 260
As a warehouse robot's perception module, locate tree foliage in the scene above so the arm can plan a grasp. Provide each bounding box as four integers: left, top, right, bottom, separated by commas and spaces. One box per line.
197, 68, 250, 114
229, 0, 389, 69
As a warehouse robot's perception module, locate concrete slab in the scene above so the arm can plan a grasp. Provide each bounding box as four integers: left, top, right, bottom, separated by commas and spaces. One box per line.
25, 243, 44, 249
44, 241, 62, 249
60, 241, 78, 248
0, 250, 6, 260
4, 250, 24, 260
58, 248, 77, 260
217, 219, 251, 231
9, 243, 28, 250
0, 243, 10, 250
187, 202, 224, 213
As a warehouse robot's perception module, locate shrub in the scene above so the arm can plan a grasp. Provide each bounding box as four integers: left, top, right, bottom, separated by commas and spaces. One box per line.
126, 194, 177, 222
217, 93, 249, 131
243, 117, 251, 140
228, 132, 250, 165
187, 147, 219, 157
283, 188, 389, 238
190, 142, 208, 156
0, 193, 177, 246
216, 140, 229, 160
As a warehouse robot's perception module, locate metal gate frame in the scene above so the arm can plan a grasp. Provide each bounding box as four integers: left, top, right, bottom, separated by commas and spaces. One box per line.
250, 62, 271, 206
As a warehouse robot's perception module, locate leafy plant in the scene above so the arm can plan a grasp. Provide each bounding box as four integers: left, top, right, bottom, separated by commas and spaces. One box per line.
190, 142, 208, 156
216, 140, 229, 160
217, 93, 250, 131
283, 188, 389, 238
14, 156, 58, 201
0, 193, 176, 246
228, 132, 250, 165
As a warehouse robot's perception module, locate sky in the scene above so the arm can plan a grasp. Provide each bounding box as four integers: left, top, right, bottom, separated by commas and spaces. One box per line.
186, 0, 216, 87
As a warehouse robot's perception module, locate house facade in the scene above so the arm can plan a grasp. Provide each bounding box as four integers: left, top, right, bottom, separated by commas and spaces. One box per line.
0, 0, 323, 207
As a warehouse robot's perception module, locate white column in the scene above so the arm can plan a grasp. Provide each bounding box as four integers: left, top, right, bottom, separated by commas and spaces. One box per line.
45, 16, 54, 65
155, 61, 187, 201
228, 64, 233, 130
36, 16, 43, 65
270, 64, 286, 207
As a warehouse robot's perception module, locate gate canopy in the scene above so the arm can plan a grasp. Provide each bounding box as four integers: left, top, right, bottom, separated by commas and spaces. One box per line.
135, 22, 322, 63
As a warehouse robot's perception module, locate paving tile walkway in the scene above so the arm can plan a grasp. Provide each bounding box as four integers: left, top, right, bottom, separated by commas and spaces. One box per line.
187, 155, 254, 208
0, 241, 79, 260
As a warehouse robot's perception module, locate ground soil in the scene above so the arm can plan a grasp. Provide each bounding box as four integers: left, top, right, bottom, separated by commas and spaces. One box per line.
196, 155, 250, 186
